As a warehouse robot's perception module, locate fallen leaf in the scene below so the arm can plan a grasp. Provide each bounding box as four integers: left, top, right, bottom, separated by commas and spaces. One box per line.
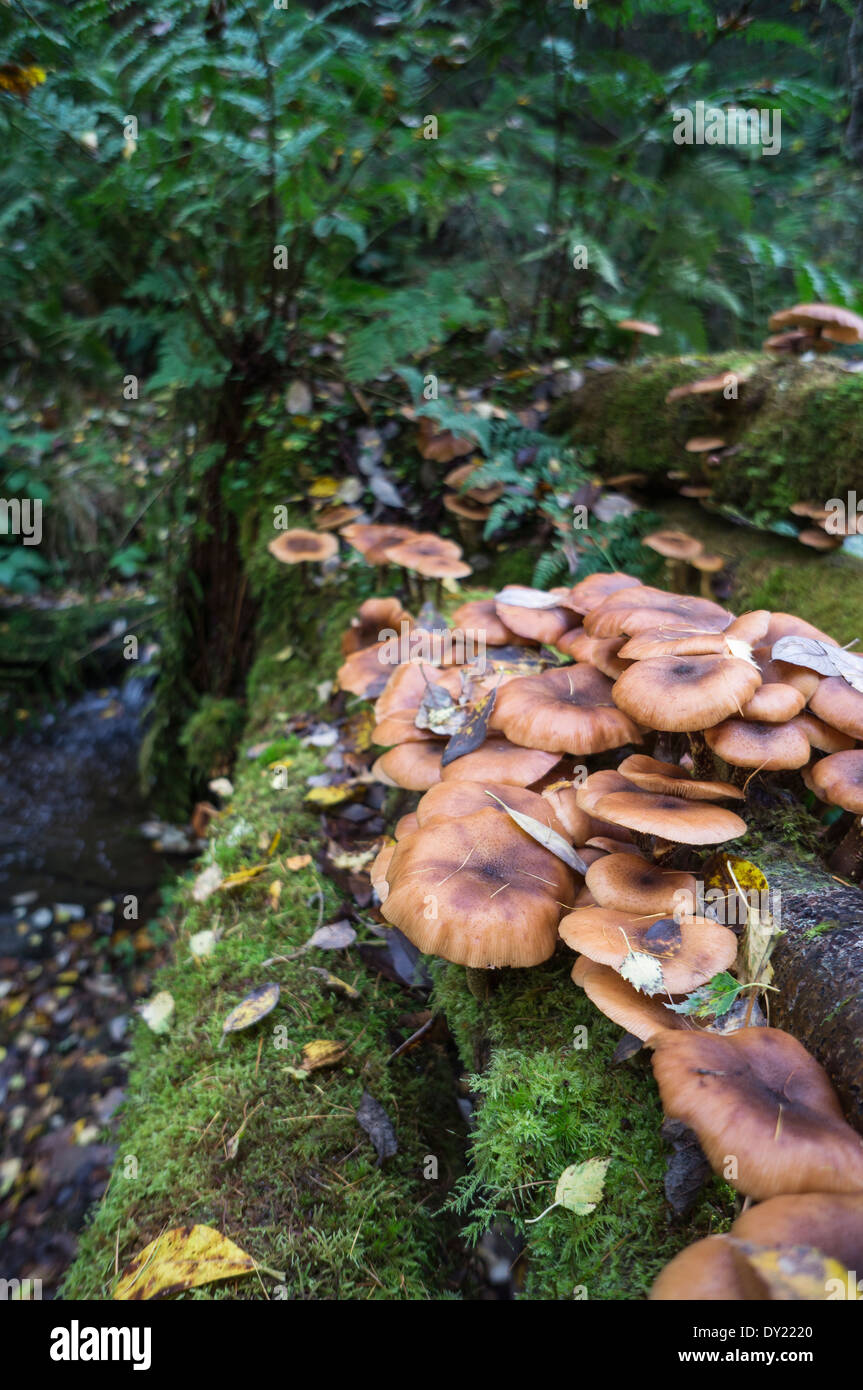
304, 783, 362, 807
208, 777, 234, 799
285, 854, 312, 871
140, 991, 175, 1035
619, 949, 665, 996
483, 792, 587, 874
441, 689, 496, 766
771, 635, 863, 693
308, 967, 360, 1001
527, 1157, 612, 1223
356, 1091, 398, 1164
495, 584, 566, 610
305, 920, 356, 951
114, 1224, 267, 1300
192, 863, 223, 903
301, 1038, 347, 1071
189, 929, 218, 961
221, 983, 280, 1039
220, 864, 268, 891
268, 880, 282, 909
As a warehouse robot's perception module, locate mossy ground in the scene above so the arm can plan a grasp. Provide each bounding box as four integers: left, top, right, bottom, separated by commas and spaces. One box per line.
550, 353, 863, 526
63, 576, 468, 1301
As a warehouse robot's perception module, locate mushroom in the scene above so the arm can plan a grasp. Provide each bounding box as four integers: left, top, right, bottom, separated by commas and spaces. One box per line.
768, 302, 863, 346
380, 808, 576, 974
684, 436, 726, 453
268, 529, 338, 586
414, 779, 568, 836
591, 788, 747, 845
618, 318, 661, 359
731, 1192, 863, 1274
649, 1026, 863, 1198
559, 907, 737, 994
439, 738, 563, 788
384, 533, 472, 600
617, 753, 743, 801
641, 529, 704, 591
494, 587, 581, 645
649, 1235, 853, 1301
704, 718, 811, 773
808, 750, 863, 878
740, 682, 806, 723
443, 462, 504, 505
585, 586, 733, 639
808, 676, 863, 741
689, 552, 725, 599
798, 527, 842, 552
489, 664, 643, 756
337, 641, 396, 699
341, 597, 414, 656
611, 654, 761, 732
566, 571, 643, 613
449, 599, 531, 649
584, 851, 697, 915
571, 956, 687, 1041
371, 741, 445, 790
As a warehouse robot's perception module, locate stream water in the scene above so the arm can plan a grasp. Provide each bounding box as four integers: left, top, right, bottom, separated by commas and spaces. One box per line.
0, 675, 171, 1294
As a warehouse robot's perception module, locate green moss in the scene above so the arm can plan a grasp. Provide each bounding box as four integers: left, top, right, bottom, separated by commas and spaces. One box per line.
179, 696, 246, 778
549, 354, 863, 526
63, 575, 467, 1301
432, 956, 734, 1300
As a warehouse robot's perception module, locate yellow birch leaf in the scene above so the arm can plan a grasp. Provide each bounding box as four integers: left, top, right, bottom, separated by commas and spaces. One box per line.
114, 1224, 264, 1300
301, 1039, 347, 1071
221, 983, 280, 1037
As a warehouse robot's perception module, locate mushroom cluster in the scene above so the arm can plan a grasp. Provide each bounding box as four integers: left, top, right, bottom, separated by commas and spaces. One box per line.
331, 556, 863, 1294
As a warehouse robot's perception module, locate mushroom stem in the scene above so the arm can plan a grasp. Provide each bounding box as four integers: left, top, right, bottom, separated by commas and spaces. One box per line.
686, 730, 717, 782
829, 816, 863, 881
697, 570, 713, 600
465, 966, 491, 1002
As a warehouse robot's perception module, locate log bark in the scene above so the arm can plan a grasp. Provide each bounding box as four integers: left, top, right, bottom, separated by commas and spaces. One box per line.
756, 848, 863, 1133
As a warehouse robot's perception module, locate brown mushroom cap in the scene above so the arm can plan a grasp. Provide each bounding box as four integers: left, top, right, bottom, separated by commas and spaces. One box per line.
612, 655, 761, 732
541, 783, 632, 846
415, 780, 568, 836
566, 571, 643, 613
381, 809, 575, 968
369, 843, 395, 901
385, 532, 472, 579
559, 906, 737, 993
809, 676, 863, 741
443, 462, 504, 504
666, 373, 743, 403
649, 1236, 770, 1301
617, 753, 743, 801
593, 788, 747, 844
494, 588, 580, 645
337, 641, 397, 698
798, 527, 842, 552
571, 957, 686, 1041
342, 596, 414, 656
315, 503, 362, 531
394, 812, 419, 840
768, 302, 863, 344
585, 587, 733, 639
642, 530, 704, 562
685, 436, 726, 453
439, 737, 562, 787
619, 619, 760, 662
740, 682, 806, 723
585, 852, 697, 915
575, 769, 634, 815
618, 318, 660, 336
649, 1026, 863, 1198
764, 612, 839, 648
449, 599, 530, 649
731, 1193, 863, 1273
554, 632, 628, 679
703, 718, 812, 772
268, 529, 339, 564
808, 750, 863, 814
490, 664, 643, 756
792, 711, 856, 754
372, 742, 444, 790
340, 523, 418, 565
372, 710, 438, 746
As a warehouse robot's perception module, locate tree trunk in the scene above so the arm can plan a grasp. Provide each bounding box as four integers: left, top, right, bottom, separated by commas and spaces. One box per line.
756, 848, 863, 1133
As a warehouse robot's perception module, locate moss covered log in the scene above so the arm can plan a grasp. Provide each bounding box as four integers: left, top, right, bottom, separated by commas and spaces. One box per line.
548, 354, 863, 522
